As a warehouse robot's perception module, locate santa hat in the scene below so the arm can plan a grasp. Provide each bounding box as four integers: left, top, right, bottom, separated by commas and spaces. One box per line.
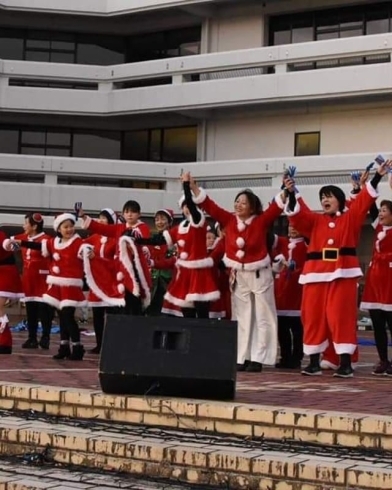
155, 208, 174, 224
53, 213, 76, 232
100, 208, 117, 225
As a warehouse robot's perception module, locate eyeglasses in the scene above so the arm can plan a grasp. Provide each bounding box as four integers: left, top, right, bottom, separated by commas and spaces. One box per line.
32, 213, 43, 223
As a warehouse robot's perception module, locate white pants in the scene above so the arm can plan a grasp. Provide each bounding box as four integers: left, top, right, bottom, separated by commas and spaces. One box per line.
234, 267, 277, 365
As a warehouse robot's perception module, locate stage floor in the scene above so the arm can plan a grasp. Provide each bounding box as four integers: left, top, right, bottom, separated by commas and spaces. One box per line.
2, 329, 391, 417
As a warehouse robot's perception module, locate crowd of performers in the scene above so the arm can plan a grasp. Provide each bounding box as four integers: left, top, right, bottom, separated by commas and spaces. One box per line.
1, 160, 392, 379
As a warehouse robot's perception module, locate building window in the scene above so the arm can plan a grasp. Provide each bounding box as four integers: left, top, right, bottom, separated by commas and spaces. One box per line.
20, 129, 72, 156
295, 132, 320, 157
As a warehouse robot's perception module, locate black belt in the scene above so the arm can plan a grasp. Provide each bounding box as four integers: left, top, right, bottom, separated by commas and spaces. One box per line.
0, 255, 16, 266
307, 247, 356, 262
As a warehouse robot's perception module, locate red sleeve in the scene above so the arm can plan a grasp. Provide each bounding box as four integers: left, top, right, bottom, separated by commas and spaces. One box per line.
193, 191, 233, 228
0, 230, 13, 261
153, 255, 176, 270
209, 238, 225, 266
136, 222, 151, 239
259, 200, 284, 229
87, 219, 124, 238
348, 182, 378, 227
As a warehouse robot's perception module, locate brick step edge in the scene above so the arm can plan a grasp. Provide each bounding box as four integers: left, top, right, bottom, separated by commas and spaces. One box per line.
0, 382, 391, 450
0, 424, 391, 490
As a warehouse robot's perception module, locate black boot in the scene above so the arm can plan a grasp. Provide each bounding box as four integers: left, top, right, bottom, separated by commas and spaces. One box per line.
69, 344, 85, 361
333, 354, 354, 378
39, 336, 50, 350
22, 338, 38, 349
246, 361, 262, 373
237, 360, 250, 372
53, 343, 71, 360
301, 353, 321, 376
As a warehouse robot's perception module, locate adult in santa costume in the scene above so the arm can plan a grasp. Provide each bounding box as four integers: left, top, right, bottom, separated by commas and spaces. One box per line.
145, 209, 178, 317
11, 213, 54, 349
0, 229, 24, 354
82, 208, 125, 354
284, 162, 390, 377
80, 200, 151, 315
272, 223, 307, 369
9, 213, 87, 360
189, 173, 285, 373
360, 198, 392, 375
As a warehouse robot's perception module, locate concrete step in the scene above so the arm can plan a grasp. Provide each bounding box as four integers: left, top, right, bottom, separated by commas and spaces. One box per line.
0, 412, 391, 490
0, 382, 390, 451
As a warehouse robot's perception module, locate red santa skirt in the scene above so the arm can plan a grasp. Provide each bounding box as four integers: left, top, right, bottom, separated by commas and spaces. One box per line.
165, 266, 220, 308
0, 265, 24, 299
43, 284, 87, 310
361, 258, 392, 310
21, 268, 48, 302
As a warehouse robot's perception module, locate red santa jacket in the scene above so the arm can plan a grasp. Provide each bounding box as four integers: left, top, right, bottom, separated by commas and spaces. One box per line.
42, 234, 84, 287
13, 232, 51, 276
193, 188, 285, 271
273, 236, 307, 315
83, 217, 152, 306
163, 215, 212, 269
287, 183, 377, 284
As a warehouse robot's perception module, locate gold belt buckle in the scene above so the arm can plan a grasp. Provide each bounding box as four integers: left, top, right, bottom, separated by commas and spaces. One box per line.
322, 248, 339, 262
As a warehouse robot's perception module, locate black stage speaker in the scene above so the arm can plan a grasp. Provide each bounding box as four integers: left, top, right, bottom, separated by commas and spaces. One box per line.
99, 315, 237, 400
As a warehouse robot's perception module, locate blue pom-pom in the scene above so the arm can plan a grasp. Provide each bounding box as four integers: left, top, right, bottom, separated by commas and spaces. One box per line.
350, 171, 361, 183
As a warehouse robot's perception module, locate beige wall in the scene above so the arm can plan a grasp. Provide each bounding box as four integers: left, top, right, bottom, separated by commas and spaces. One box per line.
208, 14, 264, 52
205, 105, 392, 161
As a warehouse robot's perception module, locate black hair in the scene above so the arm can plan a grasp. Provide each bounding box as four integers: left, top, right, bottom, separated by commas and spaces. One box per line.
380, 200, 392, 214
319, 185, 346, 212
25, 212, 44, 233
122, 200, 141, 214
234, 189, 263, 216
99, 210, 115, 225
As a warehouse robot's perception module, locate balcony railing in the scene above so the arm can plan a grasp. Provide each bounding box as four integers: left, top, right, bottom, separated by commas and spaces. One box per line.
1, 33, 392, 114
0, 152, 390, 221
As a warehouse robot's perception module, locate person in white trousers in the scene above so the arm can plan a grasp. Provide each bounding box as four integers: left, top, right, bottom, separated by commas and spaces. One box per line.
187, 173, 288, 373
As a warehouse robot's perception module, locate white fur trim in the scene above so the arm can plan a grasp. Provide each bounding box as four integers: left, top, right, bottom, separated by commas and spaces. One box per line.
0, 291, 24, 299
20, 296, 45, 303
100, 208, 117, 224
236, 237, 245, 248
43, 294, 87, 310
189, 211, 205, 229
177, 239, 185, 248
377, 231, 386, 241
46, 275, 83, 287
360, 301, 392, 311
118, 283, 125, 294
186, 290, 221, 302
179, 252, 189, 260
162, 230, 173, 247
161, 307, 183, 317
223, 254, 270, 271
284, 201, 300, 216
273, 192, 285, 210
82, 215, 92, 229
2, 238, 12, 251
333, 342, 357, 355
320, 360, 339, 370
299, 268, 362, 284
287, 242, 295, 250
272, 254, 286, 273
372, 217, 380, 229
41, 239, 49, 258
176, 257, 214, 269
88, 301, 111, 307
303, 339, 329, 356
236, 220, 246, 232
81, 246, 125, 308
54, 234, 80, 250
366, 180, 379, 198
100, 236, 108, 244
164, 291, 193, 308
235, 250, 245, 259
192, 187, 207, 205
52, 252, 60, 261
53, 213, 76, 232
118, 236, 140, 298
116, 271, 124, 281
52, 266, 60, 274
276, 310, 301, 316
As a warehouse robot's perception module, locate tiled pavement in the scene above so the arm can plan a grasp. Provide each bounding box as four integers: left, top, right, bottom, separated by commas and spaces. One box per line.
2, 327, 391, 417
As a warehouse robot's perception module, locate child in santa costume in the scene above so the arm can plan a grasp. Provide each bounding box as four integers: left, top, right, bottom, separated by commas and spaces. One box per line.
136, 175, 220, 318
11, 213, 54, 350
272, 223, 307, 369
80, 200, 151, 315
82, 208, 125, 354
360, 198, 392, 376
189, 174, 285, 373
284, 162, 390, 377
9, 213, 87, 360
0, 229, 24, 354
146, 209, 178, 317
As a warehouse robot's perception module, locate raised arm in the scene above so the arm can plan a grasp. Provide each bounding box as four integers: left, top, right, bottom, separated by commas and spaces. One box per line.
182, 173, 202, 224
